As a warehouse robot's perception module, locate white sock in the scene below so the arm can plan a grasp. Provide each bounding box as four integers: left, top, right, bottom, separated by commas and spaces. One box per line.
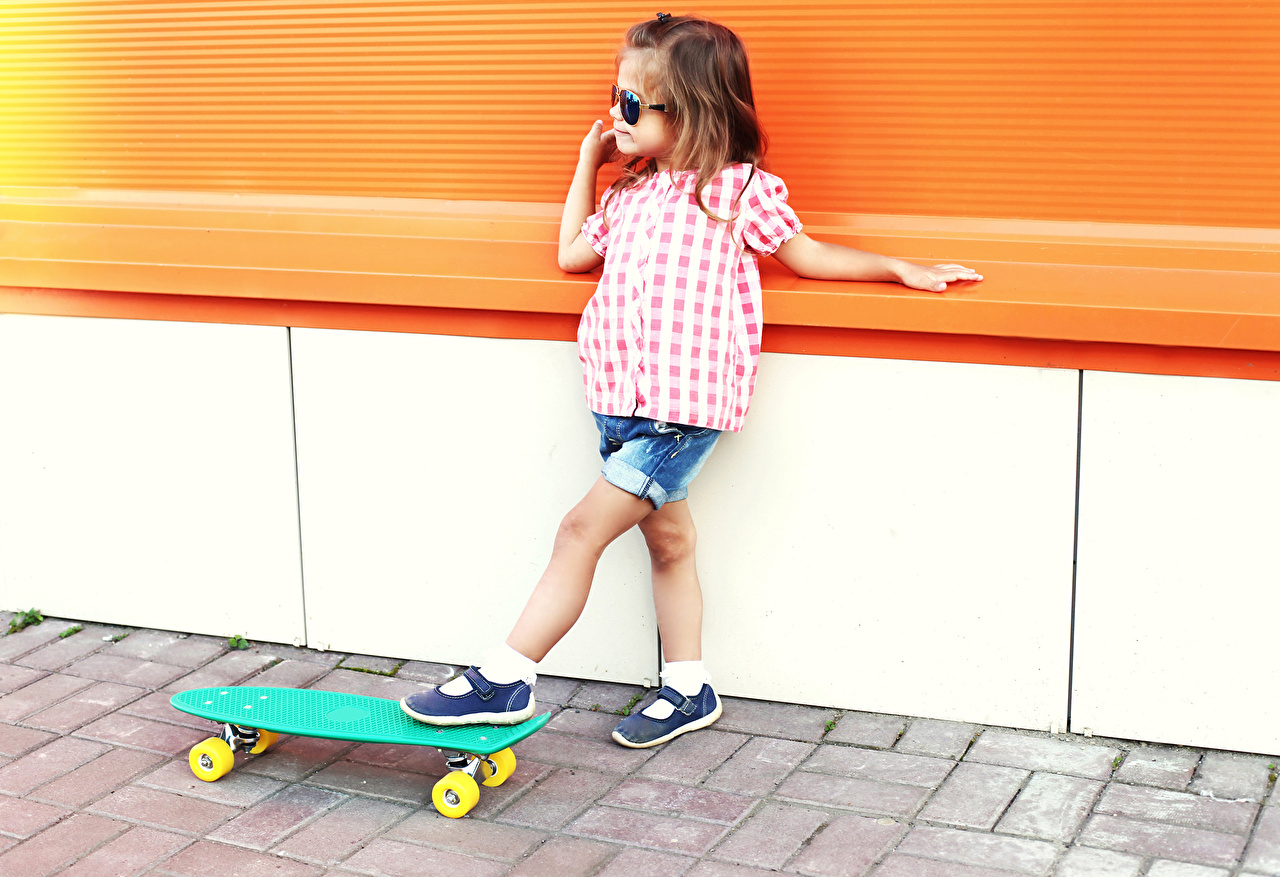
641, 661, 710, 720
438, 644, 537, 695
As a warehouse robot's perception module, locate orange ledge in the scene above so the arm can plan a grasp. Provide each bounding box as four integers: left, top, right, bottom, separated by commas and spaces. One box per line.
2, 189, 1279, 381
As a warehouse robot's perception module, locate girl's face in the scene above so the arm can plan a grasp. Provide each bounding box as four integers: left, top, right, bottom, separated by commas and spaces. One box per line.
612, 56, 675, 170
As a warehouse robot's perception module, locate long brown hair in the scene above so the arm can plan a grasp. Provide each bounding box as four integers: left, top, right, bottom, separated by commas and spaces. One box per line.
604, 14, 767, 221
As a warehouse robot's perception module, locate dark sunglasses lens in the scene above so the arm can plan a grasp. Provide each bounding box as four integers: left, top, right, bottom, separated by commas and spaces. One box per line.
621, 91, 640, 124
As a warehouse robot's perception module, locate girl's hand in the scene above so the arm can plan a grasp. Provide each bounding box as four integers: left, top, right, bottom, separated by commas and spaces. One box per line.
897, 262, 984, 293
579, 120, 621, 169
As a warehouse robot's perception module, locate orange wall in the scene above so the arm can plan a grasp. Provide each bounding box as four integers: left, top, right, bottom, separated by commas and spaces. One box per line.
3, 1, 1278, 227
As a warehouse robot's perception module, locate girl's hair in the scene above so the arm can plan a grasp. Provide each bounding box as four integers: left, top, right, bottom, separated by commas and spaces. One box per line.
605, 14, 767, 220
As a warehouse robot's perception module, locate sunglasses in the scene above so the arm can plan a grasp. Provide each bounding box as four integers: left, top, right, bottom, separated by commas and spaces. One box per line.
612, 85, 669, 126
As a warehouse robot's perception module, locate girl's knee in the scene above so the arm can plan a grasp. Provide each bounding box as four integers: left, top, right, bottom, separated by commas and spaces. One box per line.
641, 516, 697, 569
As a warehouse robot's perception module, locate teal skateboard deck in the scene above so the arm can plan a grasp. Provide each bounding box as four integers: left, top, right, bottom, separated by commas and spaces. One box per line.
170, 685, 549, 817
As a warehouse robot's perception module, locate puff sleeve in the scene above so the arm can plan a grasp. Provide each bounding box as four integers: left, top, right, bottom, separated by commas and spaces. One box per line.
735, 170, 803, 256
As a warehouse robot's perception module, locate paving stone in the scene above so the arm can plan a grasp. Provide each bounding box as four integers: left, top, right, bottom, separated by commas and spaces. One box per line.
1244, 805, 1280, 873
872, 855, 1026, 877
164, 650, 280, 693
160, 839, 325, 876
307, 668, 420, 701
516, 729, 653, 775
594, 846, 696, 876
568, 681, 648, 714
685, 863, 782, 877
1115, 745, 1202, 790
1191, 751, 1274, 802
497, 767, 618, 830
0, 735, 109, 795
120, 690, 211, 729
704, 737, 814, 796
788, 813, 905, 877
0, 797, 69, 839
396, 661, 463, 685
13, 626, 113, 671
637, 728, 747, 784
0, 664, 45, 695
995, 771, 1101, 842
966, 730, 1120, 780
0, 672, 95, 722
802, 745, 954, 788
346, 741, 445, 775
826, 712, 906, 749
240, 659, 331, 689
241, 735, 358, 783
109, 631, 228, 667
469, 757, 555, 820
775, 772, 929, 818
339, 654, 402, 674
0, 621, 69, 663
1095, 782, 1258, 834
58, 825, 190, 877
273, 797, 413, 865
1052, 845, 1143, 877
89, 785, 241, 834
74, 711, 208, 755
0, 813, 126, 877
895, 824, 1059, 876
566, 806, 727, 855
208, 784, 346, 850
505, 836, 616, 877
341, 838, 506, 877
64, 653, 189, 689
25, 681, 145, 733
709, 802, 826, 870
548, 709, 625, 739
30, 747, 165, 808
0, 724, 55, 758
529, 675, 584, 707
307, 759, 431, 805
1146, 862, 1231, 877
386, 809, 546, 861
916, 762, 1028, 829
716, 697, 834, 743
1077, 813, 1246, 867
598, 778, 754, 824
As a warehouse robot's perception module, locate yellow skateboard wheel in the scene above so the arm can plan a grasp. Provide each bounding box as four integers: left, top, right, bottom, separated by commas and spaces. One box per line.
249, 730, 279, 754
189, 738, 235, 781
480, 748, 517, 788
432, 772, 481, 818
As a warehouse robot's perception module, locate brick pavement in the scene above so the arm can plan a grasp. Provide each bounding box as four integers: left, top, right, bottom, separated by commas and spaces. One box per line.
1, 612, 1278, 877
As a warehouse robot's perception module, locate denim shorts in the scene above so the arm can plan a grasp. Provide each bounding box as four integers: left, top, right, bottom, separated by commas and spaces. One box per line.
592, 413, 722, 510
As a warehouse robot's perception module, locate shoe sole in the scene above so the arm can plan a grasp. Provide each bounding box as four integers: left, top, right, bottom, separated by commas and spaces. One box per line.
399, 698, 536, 727
610, 698, 723, 749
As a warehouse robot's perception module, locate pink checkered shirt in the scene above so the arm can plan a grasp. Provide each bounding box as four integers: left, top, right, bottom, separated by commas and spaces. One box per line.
579, 164, 801, 433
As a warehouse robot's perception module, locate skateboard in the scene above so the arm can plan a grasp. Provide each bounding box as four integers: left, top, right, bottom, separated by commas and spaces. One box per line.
170, 685, 550, 818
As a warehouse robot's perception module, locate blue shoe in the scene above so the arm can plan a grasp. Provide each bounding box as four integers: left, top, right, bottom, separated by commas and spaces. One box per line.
611, 684, 722, 748
400, 667, 535, 726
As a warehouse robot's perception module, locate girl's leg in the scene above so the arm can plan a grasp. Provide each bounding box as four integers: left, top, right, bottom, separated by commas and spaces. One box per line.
611, 498, 721, 747
505, 475, 655, 661
637, 499, 702, 662
402, 476, 652, 725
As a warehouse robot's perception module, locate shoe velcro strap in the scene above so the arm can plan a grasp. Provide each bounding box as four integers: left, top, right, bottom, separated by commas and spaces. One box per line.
658, 686, 697, 715
464, 667, 495, 701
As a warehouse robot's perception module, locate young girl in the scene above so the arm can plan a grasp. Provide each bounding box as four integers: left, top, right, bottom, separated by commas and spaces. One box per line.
402, 13, 982, 748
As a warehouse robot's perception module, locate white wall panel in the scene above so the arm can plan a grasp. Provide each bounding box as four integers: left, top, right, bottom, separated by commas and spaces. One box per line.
0, 314, 304, 643
1074, 370, 1280, 754
694, 354, 1080, 731
291, 329, 658, 685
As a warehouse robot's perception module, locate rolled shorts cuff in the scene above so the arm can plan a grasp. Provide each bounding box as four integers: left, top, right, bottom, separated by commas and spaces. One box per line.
601, 457, 683, 510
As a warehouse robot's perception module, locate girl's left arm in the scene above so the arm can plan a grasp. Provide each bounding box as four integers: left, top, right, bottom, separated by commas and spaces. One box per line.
772, 232, 982, 293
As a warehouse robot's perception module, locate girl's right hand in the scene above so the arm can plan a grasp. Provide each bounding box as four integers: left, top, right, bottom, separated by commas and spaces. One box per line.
580, 120, 621, 169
